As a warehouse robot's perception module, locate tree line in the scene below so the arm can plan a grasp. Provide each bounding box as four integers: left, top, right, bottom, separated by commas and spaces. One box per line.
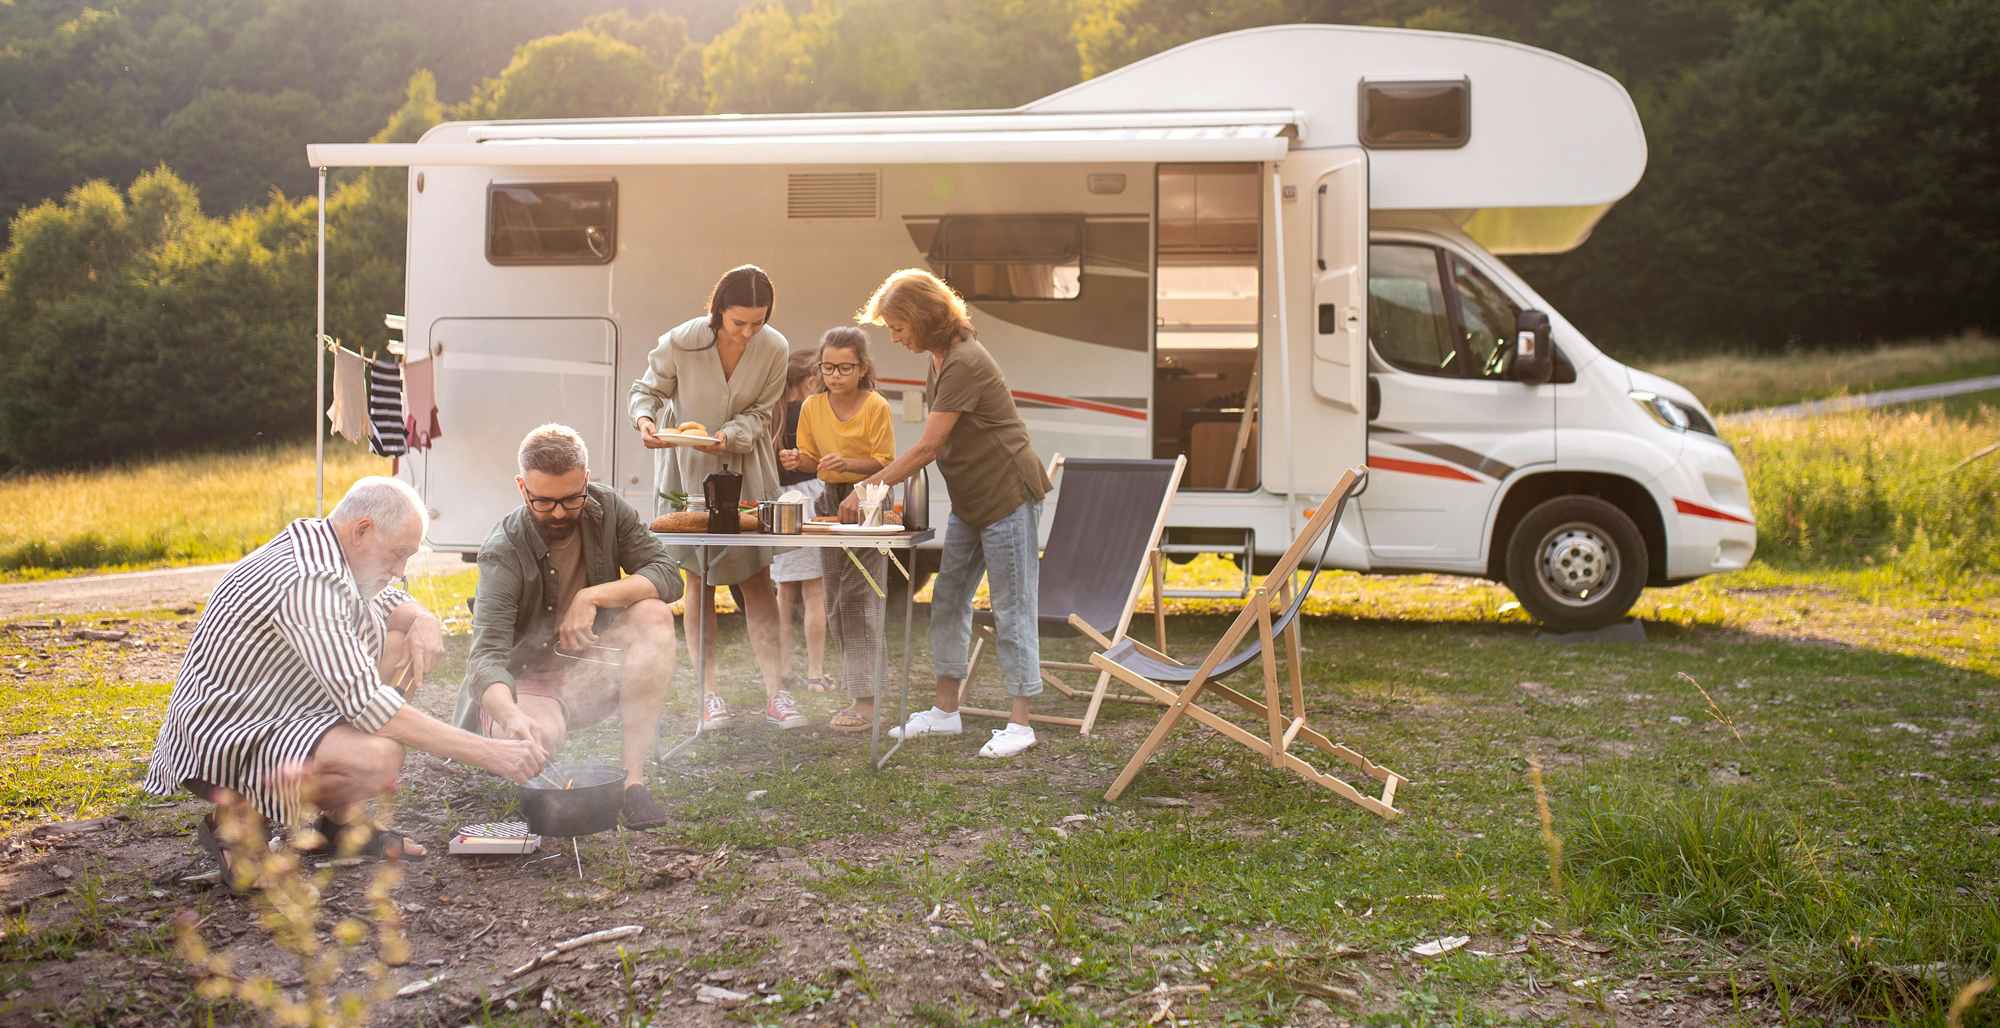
1, 0, 1995, 468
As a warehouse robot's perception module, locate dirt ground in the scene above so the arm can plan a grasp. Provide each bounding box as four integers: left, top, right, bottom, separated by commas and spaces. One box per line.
0, 553, 469, 619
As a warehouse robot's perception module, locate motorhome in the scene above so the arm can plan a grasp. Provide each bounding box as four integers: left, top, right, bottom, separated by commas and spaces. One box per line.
307, 23, 1756, 631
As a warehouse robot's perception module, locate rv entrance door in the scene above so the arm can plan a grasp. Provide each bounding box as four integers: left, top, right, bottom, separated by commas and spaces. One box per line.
1264, 149, 1369, 500
420, 318, 619, 550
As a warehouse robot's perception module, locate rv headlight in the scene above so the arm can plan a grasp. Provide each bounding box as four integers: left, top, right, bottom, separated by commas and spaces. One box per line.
1630, 391, 1717, 435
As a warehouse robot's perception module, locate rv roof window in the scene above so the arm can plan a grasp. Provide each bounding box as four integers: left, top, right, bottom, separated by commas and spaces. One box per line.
487, 181, 617, 265
1359, 79, 1470, 150
928, 216, 1081, 301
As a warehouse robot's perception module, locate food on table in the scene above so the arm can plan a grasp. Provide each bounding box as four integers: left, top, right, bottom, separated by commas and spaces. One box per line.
650, 511, 709, 533
810, 515, 840, 524
738, 511, 761, 532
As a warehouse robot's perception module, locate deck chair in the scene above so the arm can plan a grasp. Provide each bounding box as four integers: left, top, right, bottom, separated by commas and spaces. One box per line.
958, 454, 1186, 736
1091, 467, 1406, 819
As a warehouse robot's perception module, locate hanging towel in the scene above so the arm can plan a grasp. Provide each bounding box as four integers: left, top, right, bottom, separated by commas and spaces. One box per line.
367, 356, 408, 458
402, 354, 442, 450
326, 347, 370, 443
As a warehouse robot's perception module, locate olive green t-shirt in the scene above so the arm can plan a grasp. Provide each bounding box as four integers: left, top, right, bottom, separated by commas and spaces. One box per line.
925, 338, 1051, 528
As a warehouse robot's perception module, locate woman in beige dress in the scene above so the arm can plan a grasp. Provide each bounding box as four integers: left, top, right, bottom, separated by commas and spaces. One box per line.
629, 265, 801, 730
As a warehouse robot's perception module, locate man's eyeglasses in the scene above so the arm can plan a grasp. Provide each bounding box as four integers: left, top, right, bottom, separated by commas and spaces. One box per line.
818, 362, 861, 377
525, 492, 588, 513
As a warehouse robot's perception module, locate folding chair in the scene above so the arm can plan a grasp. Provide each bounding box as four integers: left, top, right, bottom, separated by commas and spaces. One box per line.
958, 454, 1186, 736
1091, 467, 1406, 819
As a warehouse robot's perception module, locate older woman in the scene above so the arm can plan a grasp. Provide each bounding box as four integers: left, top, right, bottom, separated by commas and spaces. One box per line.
842, 269, 1052, 758
629, 265, 800, 730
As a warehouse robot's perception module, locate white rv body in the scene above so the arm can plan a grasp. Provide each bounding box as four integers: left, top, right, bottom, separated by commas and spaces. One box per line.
309, 24, 1755, 629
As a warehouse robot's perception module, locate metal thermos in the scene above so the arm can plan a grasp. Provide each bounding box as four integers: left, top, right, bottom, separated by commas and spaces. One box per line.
901, 467, 930, 532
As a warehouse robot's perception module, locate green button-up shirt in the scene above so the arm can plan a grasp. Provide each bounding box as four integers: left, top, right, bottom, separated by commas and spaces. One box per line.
453, 483, 681, 732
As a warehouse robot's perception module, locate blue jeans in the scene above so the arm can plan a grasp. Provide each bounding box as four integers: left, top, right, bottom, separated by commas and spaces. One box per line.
931, 500, 1042, 698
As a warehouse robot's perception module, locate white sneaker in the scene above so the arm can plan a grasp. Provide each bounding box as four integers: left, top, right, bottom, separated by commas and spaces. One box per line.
978, 723, 1037, 758
888, 707, 962, 740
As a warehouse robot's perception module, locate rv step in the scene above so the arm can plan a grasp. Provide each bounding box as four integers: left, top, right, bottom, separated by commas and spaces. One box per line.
1158, 530, 1255, 600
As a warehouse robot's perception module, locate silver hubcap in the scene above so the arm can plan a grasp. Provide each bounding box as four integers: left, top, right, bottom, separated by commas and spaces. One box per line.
1535, 521, 1618, 607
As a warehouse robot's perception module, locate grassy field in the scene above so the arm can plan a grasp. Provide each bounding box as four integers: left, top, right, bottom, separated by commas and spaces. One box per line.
0, 444, 389, 580
1635, 333, 2000, 414
1, 563, 1994, 1025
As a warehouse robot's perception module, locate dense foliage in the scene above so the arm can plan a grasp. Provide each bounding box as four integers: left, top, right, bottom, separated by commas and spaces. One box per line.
2, 0, 1996, 467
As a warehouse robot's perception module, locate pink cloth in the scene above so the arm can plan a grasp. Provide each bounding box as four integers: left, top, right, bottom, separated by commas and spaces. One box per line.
402, 355, 442, 449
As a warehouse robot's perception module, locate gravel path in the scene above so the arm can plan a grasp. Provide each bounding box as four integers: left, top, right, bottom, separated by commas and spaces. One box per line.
0, 550, 470, 618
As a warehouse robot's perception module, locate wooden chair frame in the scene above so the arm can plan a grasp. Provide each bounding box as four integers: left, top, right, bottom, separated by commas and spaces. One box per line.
957, 453, 1185, 736
1092, 468, 1405, 819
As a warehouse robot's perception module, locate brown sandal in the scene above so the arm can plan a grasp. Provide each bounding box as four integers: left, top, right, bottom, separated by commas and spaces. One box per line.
804, 675, 837, 693
828, 707, 872, 732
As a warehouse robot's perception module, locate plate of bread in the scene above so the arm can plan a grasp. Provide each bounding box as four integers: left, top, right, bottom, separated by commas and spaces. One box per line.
656, 420, 720, 446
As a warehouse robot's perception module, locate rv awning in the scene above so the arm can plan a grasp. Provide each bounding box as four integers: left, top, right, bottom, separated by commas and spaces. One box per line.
306, 109, 1298, 168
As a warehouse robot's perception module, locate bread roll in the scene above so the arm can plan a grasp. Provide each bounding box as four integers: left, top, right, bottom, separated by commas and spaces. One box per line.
676, 421, 707, 435
649, 511, 709, 533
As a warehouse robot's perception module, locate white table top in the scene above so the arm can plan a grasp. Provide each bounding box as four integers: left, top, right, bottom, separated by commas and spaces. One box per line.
650, 529, 935, 549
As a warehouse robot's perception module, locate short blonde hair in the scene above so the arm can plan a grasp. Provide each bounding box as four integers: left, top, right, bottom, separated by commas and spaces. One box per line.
856, 268, 972, 353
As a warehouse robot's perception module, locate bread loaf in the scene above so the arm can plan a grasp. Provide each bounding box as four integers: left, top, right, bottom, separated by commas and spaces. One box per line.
649, 511, 709, 533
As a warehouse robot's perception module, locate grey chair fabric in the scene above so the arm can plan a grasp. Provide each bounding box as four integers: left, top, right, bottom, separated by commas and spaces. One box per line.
1094, 480, 1354, 684
974, 457, 1181, 639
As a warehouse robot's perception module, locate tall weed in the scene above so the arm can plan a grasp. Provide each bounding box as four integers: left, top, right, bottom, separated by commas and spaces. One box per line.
1730, 408, 2000, 580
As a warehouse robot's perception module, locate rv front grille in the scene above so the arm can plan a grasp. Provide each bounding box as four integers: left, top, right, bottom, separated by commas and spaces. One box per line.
787, 172, 879, 220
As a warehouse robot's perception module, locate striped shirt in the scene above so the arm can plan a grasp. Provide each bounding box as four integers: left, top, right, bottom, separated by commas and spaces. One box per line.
143, 518, 412, 824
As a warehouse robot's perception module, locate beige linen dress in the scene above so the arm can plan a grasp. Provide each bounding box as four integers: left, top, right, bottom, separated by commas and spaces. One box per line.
628, 315, 789, 584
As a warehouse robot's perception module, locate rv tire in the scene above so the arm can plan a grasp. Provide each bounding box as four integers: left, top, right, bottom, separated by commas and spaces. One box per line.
1503, 495, 1647, 631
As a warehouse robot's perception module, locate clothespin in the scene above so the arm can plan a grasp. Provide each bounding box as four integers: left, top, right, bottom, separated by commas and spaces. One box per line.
320, 333, 339, 353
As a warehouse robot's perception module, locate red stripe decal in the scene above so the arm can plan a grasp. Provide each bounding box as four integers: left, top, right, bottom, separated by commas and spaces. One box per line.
1674, 498, 1755, 526
878, 377, 1147, 421
1366, 455, 1479, 483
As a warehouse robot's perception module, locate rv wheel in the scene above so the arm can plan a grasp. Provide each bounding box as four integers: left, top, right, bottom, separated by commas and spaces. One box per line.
1503, 496, 1648, 632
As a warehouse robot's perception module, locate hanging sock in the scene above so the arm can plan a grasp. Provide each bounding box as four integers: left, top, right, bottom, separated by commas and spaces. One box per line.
402, 354, 442, 450
326, 347, 370, 443
367, 356, 408, 459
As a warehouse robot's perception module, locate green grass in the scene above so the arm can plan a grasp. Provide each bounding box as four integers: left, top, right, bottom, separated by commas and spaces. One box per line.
1725, 406, 2000, 578
1638, 333, 2000, 414
0, 443, 389, 581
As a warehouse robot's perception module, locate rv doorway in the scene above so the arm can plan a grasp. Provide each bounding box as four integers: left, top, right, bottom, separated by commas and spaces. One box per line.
1154, 163, 1261, 490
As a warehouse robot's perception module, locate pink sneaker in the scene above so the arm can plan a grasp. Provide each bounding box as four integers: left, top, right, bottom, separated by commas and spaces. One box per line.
701, 692, 734, 729
765, 690, 806, 730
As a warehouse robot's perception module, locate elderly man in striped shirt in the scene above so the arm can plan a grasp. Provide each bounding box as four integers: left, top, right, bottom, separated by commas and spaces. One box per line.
145, 477, 548, 872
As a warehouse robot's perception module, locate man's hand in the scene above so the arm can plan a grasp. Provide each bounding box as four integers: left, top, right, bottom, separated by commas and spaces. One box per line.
406, 613, 445, 680
557, 591, 600, 652
481, 735, 548, 784
498, 709, 560, 758
838, 489, 862, 524
817, 453, 850, 475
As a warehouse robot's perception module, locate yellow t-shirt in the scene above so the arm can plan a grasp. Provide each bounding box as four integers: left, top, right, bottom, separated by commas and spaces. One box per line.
795, 391, 897, 484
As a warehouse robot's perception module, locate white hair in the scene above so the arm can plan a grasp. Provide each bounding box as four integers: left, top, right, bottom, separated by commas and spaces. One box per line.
329, 476, 428, 537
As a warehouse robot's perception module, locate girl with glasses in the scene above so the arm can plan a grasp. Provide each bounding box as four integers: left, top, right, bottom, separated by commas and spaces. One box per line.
782, 326, 897, 731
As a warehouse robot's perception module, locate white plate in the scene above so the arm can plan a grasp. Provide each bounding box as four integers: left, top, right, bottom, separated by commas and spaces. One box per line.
801, 522, 904, 535
657, 430, 720, 446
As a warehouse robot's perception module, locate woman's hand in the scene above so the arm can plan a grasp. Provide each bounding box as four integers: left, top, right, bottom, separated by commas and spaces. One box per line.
837, 490, 862, 524
818, 453, 850, 475
637, 417, 671, 449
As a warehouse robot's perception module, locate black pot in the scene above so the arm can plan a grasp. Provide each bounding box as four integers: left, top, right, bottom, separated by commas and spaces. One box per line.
517, 762, 624, 837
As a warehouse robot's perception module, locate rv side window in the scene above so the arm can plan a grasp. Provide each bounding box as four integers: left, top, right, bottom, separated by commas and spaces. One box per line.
487, 181, 617, 265
1359, 80, 1470, 150
928, 216, 1082, 301
1367, 244, 1458, 376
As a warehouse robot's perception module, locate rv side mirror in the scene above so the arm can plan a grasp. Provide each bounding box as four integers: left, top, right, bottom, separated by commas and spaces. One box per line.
1513, 310, 1553, 386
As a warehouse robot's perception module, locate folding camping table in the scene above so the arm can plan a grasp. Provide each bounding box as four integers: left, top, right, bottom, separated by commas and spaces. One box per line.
651, 529, 933, 769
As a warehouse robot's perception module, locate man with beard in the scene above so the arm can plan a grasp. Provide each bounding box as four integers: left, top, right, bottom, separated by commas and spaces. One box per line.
145, 477, 548, 877
455, 424, 683, 829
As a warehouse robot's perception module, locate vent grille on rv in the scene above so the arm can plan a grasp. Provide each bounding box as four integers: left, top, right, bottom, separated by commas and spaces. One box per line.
787, 172, 879, 220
